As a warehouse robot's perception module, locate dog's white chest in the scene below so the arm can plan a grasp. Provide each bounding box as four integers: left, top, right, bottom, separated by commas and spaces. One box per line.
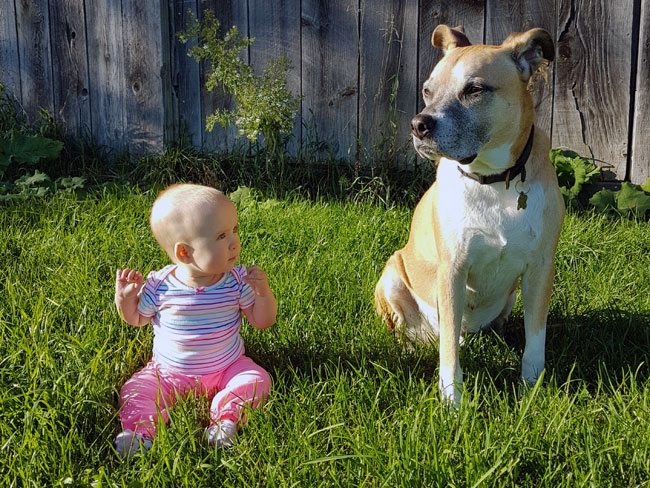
463, 183, 543, 268
436, 161, 546, 328
438, 161, 544, 256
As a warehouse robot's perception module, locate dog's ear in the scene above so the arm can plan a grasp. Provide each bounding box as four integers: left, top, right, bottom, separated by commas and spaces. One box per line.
432, 25, 471, 54
502, 28, 555, 80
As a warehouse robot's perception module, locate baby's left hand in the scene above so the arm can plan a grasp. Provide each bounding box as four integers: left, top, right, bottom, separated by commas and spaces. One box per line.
244, 265, 272, 297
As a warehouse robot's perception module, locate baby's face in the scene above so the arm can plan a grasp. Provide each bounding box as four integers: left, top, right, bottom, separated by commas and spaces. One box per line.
186, 198, 241, 277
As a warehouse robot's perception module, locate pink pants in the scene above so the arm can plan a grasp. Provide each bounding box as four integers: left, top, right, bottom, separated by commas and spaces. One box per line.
118, 355, 271, 439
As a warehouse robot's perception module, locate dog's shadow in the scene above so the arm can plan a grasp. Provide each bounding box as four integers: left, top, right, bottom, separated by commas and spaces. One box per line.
251, 307, 649, 397
490, 307, 650, 388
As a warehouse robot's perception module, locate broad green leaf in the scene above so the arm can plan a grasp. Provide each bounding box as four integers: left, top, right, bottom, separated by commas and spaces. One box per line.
15, 170, 51, 189
550, 149, 600, 206
0, 130, 63, 166
229, 186, 253, 206
550, 149, 576, 189
589, 188, 617, 213
57, 176, 86, 191
640, 177, 650, 194
616, 182, 650, 216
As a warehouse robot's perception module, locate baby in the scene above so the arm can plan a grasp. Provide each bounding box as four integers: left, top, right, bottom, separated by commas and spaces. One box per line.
114, 183, 276, 459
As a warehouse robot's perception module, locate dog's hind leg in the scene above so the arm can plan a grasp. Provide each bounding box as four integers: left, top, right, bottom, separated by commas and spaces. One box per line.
488, 289, 517, 334
374, 256, 421, 343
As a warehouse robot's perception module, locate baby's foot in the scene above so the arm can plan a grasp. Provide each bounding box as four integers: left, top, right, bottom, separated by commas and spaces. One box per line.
115, 429, 153, 459
205, 419, 238, 448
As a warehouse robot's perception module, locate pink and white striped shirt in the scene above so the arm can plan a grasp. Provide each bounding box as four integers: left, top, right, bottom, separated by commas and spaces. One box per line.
137, 264, 255, 376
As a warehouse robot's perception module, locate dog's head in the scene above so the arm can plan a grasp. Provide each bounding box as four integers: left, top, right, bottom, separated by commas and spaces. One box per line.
412, 25, 554, 171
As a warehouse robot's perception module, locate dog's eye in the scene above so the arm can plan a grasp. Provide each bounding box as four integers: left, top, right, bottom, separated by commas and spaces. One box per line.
462, 83, 490, 98
465, 85, 483, 96
423, 88, 431, 98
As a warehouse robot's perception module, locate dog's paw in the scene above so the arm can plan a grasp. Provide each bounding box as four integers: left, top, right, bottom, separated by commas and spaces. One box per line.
439, 376, 462, 409
517, 370, 545, 400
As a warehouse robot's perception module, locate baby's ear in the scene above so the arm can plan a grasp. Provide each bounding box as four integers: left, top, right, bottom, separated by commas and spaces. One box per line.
174, 243, 193, 263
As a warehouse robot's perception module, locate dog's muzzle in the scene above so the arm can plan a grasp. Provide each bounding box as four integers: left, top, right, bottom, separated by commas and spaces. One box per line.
411, 113, 476, 164
411, 113, 440, 161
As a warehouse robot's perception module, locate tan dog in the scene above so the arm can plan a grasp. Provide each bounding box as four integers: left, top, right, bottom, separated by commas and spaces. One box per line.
375, 25, 565, 406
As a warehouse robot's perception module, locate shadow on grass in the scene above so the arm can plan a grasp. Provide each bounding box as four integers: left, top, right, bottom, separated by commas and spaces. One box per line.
544, 308, 650, 386
251, 307, 650, 398
474, 307, 650, 390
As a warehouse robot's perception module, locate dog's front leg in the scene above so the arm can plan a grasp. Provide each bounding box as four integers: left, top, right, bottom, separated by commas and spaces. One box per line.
437, 266, 467, 407
520, 259, 555, 384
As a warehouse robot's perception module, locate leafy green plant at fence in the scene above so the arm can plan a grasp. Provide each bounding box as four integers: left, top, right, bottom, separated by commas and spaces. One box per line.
0, 129, 63, 179
177, 9, 299, 156
0, 129, 82, 200
0, 169, 85, 200
550, 148, 600, 208
550, 147, 650, 218
0, 86, 86, 199
590, 179, 650, 217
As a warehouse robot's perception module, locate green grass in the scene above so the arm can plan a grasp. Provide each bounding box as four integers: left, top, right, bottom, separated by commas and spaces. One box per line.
1, 188, 649, 487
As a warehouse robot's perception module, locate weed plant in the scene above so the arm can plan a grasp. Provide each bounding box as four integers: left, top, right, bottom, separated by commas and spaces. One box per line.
1, 185, 649, 486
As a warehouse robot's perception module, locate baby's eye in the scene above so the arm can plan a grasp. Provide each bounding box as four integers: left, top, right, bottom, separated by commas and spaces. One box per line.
217, 233, 226, 240
233, 225, 239, 234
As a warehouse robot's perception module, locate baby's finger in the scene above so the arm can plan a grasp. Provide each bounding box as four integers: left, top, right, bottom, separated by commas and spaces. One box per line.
116, 269, 129, 281
246, 265, 262, 276
127, 269, 142, 284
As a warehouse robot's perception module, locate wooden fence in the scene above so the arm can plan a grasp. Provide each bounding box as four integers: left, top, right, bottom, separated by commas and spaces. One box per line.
1, 0, 648, 183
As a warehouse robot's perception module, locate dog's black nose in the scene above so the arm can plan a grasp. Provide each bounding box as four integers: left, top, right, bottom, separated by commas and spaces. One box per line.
411, 114, 435, 139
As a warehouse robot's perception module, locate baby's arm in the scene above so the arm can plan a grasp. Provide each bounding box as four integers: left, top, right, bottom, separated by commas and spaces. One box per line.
115, 268, 151, 327
242, 266, 277, 330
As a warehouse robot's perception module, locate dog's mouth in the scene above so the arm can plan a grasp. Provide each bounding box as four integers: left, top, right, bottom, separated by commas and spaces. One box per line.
413, 133, 478, 165
413, 139, 439, 161
458, 154, 477, 165
415, 140, 476, 165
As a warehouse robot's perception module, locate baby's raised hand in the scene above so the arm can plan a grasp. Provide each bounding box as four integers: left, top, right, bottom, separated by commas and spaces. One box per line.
115, 268, 144, 303
243, 265, 272, 297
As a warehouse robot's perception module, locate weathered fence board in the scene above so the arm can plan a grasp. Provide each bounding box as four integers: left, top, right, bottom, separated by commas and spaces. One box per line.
631, 0, 650, 184
169, 0, 202, 148
1, 0, 649, 183
302, 0, 359, 160
85, 0, 126, 152
0, 0, 20, 101
49, 0, 91, 139
122, 1, 168, 155
553, 0, 634, 180
16, 0, 54, 118
359, 0, 419, 161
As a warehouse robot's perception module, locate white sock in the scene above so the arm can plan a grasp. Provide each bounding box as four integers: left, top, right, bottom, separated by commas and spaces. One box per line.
206, 419, 238, 448
116, 430, 153, 459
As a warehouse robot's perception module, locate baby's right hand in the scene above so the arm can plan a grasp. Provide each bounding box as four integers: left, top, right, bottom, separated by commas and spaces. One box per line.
115, 268, 144, 304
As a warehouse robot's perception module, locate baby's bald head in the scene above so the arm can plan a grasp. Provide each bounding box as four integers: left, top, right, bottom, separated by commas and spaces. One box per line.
150, 184, 230, 260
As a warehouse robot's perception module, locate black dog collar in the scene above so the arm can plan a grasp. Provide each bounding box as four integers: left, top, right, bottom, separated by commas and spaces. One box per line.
457, 125, 535, 190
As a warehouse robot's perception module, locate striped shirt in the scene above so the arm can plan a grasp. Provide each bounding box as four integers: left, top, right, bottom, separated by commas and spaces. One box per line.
137, 264, 255, 376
